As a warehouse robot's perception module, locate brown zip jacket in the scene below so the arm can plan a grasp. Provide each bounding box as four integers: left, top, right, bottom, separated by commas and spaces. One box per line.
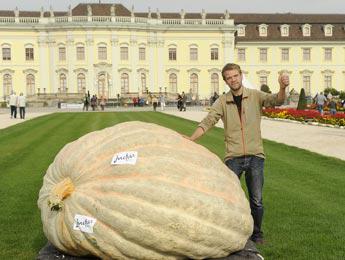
198, 87, 284, 160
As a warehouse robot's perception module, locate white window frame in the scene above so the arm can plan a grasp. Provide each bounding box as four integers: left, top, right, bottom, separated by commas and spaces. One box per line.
25, 47, 34, 61
237, 24, 246, 37
259, 48, 267, 62
259, 24, 268, 37
26, 74, 35, 95
210, 47, 219, 60
280, 24, 290, 37
2, 47, 11, 61
324, 48, 332, 61
324, 24, 333, 37
237, 48, 246, 62
98, 46, 107, 60
169, 73, 177, 93
77, 73, 86, 93
211, 73, 219, 95
302, 48, 311, 61
169, 48, 177, 61
302, 24, 311, 37
58, 47, 66, 61
76, 46, 85, 61
303, 75, 311, 96
3, 74, 12, 96
324, 75, 332, 88
190, 47, 198, 61
120, 47, 129, 61
139, 47, 145, 61
59, 73, 67, 93
281, 48, 289, 61
121, 73, 129, 94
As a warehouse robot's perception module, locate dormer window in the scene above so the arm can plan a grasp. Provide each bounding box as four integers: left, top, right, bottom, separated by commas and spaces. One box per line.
237, 24, 246, 37
302, 24, 311, 37
280, 24, 290, 37
324, 24, 333, 36
259, 24, 268, 37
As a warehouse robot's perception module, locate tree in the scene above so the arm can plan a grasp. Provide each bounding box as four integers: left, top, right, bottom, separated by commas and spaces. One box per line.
260, 84, 271, 93
324, 87, 339, 96
297, 88, 307, 110
339, 91, 345, 100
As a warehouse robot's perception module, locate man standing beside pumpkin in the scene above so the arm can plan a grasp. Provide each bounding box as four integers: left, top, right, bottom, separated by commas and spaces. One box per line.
186, 63, 289, 244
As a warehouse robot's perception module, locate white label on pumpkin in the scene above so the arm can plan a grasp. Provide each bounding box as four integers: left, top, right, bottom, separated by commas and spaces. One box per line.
111, 151, 138, 165
73, 214, 97, 234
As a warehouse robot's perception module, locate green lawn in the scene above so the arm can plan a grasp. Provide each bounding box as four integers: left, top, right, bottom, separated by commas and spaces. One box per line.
0, 112, 344, 260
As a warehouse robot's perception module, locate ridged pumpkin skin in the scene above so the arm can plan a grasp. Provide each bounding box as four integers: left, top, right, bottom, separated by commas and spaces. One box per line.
38, 121, 253, 260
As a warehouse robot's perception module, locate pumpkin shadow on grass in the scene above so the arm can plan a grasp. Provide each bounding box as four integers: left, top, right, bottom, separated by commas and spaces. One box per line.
37, 240, 262, 260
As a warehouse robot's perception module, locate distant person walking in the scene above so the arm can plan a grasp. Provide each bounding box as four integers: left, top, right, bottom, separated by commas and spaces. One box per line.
181, 91, 187, 111
18, 92, 26, 119
159, 94, 166, 111
152, 95, 158, 112
315, 92, 327, 115
83, 94, 90, 111
328, 98, 337, 115
9, 91, 18, 119
100, 96, 106, 111
210, 91, 219, 106
91, 95, 97, 111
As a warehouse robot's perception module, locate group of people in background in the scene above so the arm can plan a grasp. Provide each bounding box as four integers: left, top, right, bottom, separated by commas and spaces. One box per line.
9, 91, 26, 119
83, 92, 107, 111
314, 92, 344, 115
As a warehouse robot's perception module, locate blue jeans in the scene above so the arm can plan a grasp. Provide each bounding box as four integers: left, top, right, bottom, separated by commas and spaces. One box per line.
225, 156, 264, 239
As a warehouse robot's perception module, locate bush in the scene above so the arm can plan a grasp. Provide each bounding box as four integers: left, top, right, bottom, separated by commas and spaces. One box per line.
324, 87, 340, 96
297, 88, 307, 110
339, 91, 345, 100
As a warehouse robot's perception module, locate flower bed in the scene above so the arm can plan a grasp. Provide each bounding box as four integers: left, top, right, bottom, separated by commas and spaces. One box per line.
263, 108, 345, 127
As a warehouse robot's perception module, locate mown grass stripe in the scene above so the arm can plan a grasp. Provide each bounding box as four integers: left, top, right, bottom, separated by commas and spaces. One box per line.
0, 112, 344, 260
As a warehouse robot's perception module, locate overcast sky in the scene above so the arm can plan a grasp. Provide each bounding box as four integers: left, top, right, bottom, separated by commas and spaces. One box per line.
1, 0, 345, 13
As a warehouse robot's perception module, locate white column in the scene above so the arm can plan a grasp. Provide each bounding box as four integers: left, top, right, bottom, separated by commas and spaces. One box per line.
38, 33, 49, 94
66, 33, 74, 93
111, 36, 118, 98
86, 36, 95, 95
130, 36, 138, 93
223, 32, 234, 63
157, 38, 165, 92
148, 36, 156, 92
222, 32, 235, 93
48, 41, 56, 93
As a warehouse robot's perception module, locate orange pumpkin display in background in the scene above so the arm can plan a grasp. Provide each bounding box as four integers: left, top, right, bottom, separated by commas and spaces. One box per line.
38, 121, 253, 259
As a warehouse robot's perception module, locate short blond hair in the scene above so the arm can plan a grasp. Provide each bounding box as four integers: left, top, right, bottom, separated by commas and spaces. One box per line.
221, 63, 242, 80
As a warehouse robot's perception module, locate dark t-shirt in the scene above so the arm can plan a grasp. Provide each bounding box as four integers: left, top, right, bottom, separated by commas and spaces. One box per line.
233, 94, 242, 116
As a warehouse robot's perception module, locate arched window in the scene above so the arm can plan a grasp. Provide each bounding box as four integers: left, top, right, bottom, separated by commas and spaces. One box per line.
98, 73, 108, 98
77, 73, 86, 94
190, 73, 198, 97
169, 73, 177, 93
141, 73, 146, 94
59, 73, 67, 93
211, 73, 219, 95
3, 74, 12, 96
121, 73, 129, 94
26, 74, 35, 95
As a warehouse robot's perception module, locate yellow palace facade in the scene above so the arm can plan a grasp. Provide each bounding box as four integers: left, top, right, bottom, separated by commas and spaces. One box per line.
0, 3, 344, 102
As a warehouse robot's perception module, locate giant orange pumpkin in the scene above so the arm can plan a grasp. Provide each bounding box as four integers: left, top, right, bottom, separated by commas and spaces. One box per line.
38, 121, 253, 259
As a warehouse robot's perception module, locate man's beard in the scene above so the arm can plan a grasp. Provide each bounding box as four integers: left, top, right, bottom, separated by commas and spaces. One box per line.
229, 83, 242, 92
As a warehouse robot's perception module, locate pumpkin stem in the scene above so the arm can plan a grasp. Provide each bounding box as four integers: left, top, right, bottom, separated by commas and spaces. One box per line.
48, 177, 75, 211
